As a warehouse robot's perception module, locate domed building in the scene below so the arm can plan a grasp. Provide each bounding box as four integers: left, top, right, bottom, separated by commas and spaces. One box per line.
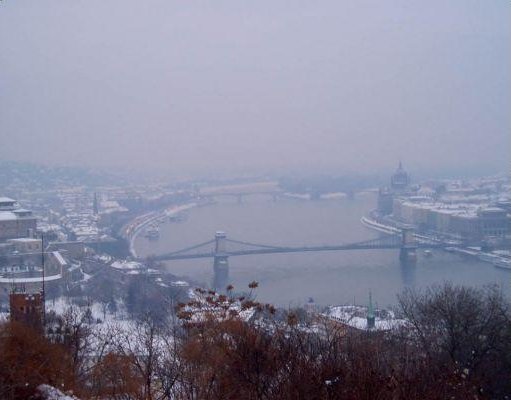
376, 162, 411, 216
390, 162, 410, 191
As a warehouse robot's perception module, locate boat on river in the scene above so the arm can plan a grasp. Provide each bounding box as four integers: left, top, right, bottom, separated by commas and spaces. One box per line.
494, 257, 511, 270
478, 252, 501, 263
144, 225, 160, 239
169, 211, 187, 222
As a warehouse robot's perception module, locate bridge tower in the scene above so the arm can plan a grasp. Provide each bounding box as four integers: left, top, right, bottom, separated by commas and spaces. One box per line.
213, 231, 229, 290
399, 227, 417, 263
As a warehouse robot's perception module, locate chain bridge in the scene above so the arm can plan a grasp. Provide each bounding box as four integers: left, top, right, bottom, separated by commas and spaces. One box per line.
148, 230, 444, 289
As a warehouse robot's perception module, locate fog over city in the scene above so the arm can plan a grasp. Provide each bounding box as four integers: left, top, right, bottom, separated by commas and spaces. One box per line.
1, 0, 509, 177
2, 2, 511, 399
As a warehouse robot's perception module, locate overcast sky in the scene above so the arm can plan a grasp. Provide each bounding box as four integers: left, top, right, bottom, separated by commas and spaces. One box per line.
0, 0, 509, 177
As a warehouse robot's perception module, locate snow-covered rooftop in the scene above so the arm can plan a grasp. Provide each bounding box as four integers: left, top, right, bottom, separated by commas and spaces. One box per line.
326, 305, 406, 331
52, 251, 67, 266
8, 237, 41, 243
111, 260, 145, 271
0, 211, 17, 221
12, 208, 31, 213
0, 273, 62, 283
0, 210, 35, 220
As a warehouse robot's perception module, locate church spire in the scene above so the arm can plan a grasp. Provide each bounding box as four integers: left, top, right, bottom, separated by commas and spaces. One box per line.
391, 161, 410, 190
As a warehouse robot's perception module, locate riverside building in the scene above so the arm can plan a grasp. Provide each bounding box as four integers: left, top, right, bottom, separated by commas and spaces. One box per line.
392, 187, 510, 244
375, 166, 510, 244
392, 198, 509, 243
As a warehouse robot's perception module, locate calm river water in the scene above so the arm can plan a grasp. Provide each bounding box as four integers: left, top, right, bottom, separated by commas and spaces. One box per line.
135, 193, 510, 308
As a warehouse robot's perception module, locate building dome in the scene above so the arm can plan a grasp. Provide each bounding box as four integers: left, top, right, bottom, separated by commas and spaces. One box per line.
391, 162, 410, 190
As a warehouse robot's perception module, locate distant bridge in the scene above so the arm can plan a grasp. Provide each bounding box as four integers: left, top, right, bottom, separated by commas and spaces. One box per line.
148, 230, 445, 289
201, 190, 282, 203
200, 190, 362, 203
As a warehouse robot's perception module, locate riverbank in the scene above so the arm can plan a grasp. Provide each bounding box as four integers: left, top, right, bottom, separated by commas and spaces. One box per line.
122, 202, 198, 258
360, 216, 400, 235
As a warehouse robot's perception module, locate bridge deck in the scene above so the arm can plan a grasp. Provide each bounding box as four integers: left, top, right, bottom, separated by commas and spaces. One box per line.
152, 242, 443, 261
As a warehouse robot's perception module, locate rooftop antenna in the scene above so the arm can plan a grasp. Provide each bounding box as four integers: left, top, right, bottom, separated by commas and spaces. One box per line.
367, 290, 375, 330
41, 233, 46, 325
93, 192, 99, 215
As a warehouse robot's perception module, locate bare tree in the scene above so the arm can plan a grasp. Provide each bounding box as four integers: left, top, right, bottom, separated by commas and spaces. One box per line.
398, 283, 511, 398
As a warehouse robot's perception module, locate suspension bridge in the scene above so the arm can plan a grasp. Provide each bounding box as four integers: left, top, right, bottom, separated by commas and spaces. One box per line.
147, 230, 445, 289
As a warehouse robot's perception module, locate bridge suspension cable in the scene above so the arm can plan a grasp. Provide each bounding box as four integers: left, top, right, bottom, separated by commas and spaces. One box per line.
224, 238, 286, 250
350, 234, 401, 247
158, 239, 215, 257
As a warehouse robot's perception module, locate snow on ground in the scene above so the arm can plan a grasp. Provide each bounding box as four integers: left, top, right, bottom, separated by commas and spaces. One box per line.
96, 254, 112, 263
171, 280, 189, 287
320, 192, 348, 200
36, 384, 80, 400
81, 272, 93, 282
111, 260, 145, 271
46, 296, 127, 324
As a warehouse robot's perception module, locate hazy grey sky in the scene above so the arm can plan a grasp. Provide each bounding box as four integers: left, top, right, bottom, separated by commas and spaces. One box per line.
0, 0, 509, 176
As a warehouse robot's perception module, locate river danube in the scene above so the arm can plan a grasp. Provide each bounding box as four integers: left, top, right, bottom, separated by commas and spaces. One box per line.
135, 193, 510, 308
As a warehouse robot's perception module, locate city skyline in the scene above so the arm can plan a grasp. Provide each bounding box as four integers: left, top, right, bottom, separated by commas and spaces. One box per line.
0, 2, 510, 398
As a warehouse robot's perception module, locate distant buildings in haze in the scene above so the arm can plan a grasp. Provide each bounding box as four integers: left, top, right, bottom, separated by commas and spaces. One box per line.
376, 163, 510, 244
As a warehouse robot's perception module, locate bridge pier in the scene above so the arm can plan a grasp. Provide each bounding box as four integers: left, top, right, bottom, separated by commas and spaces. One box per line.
237, 194, 243, 204
213, 255, 229, 290
400, 258, 416, 286
400, 228, 417, 263
399, 247, 417, 262
213, 231, 229, 290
